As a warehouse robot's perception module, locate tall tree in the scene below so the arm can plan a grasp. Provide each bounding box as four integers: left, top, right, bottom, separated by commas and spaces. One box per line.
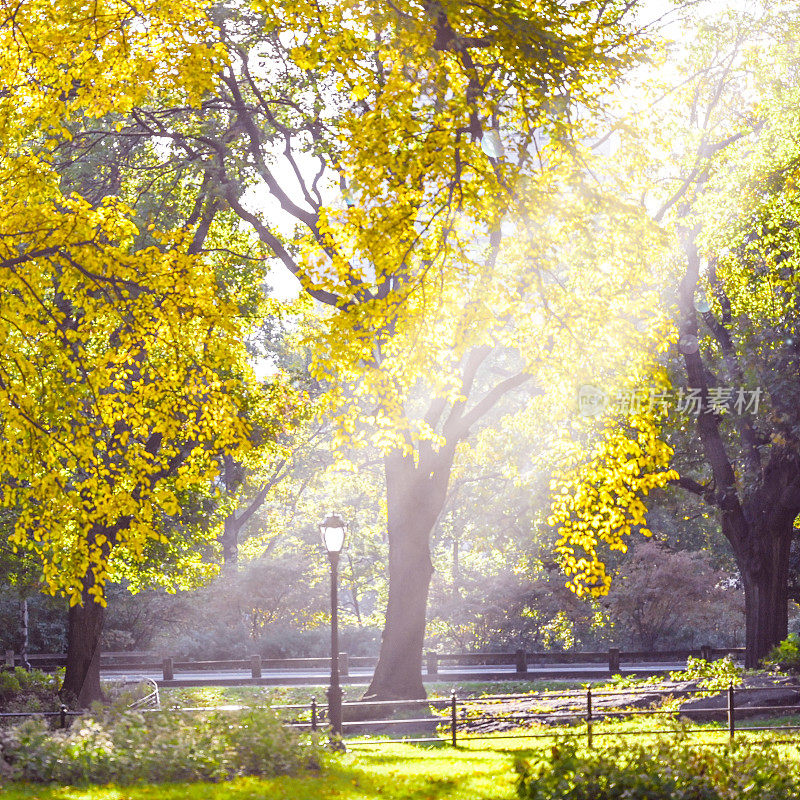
0, 0, 281, 705
106, 0, 650, 699
548, 2, 800, 667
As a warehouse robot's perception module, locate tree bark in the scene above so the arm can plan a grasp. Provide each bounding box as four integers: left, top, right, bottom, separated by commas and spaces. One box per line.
18, 598, 30, 669
221, 513, 240, 566
363, 447, 453, 700
60, 583, 106, 708
730, 507, 793, 668
220, 455, 282, 566
677, 245, 799, 667
360, 359, 532, 701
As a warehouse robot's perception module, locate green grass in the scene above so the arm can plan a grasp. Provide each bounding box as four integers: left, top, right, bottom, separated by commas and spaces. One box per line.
160, 679, 586, 709
0, 743, 520, 800
7, 680, 800, 798
5, 713, 800, 798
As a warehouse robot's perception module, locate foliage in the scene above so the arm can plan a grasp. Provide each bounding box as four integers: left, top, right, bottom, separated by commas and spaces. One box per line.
123, 552, 363, 659
548, 416, 679, 597
668, 656, 743, 691
0, 590, 66, 655
763, 635, 800, 672
515, 737, 800, 800
111, 0, 662, 698
428, 563, 605, 653
532, 3, 800, 671
0, 706, 320, 784
0, 669, 60, 715
0, 0, 283, 607
601, 657, 742, 694
3, 737, 800, 800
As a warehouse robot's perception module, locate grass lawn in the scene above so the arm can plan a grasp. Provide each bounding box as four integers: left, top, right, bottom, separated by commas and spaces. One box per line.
7, 676, 800, 799
5, 717, 800, 799
160, 679, 587, 709
0, 743, 521, 800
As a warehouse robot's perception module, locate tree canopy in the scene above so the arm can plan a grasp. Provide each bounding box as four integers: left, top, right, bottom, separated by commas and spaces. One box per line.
546, 1, 800, 665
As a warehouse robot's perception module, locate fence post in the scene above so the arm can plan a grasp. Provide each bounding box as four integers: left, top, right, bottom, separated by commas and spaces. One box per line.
339, 652, 349, 677
250, 654, 262, 679
311, 697, 317, 732
586, 687, 593, 749
515, 648, 528, 674
608, 647, 620, 673
451, 690, 458, 747
162, 657, 174, 681
4, 650, 14, 668
426, 651, 439, 676
728, 682, 735, 740
60, 704, 67, 729
701, 644, 713, 662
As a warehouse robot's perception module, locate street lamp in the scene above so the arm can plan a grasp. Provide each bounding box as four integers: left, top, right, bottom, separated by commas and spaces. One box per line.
319, 512, 347, 745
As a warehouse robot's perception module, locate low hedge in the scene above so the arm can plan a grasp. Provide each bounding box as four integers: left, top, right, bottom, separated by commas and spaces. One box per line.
0, 706, 321, 784
516, 739, 800, 800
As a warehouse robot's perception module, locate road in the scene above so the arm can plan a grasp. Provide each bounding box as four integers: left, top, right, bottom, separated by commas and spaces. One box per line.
100, 661, 696, 688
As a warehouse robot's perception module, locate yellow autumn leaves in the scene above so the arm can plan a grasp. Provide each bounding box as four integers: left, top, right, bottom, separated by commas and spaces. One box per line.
548, 415, 679, 597
0, 0, 257, 605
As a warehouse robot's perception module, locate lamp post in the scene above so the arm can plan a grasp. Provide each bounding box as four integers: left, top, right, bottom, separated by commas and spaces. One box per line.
319, 512, 347, 745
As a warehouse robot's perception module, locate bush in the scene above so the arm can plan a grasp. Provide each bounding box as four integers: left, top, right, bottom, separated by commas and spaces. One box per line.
603, 656, 742, 693
0, 668, 61, 715
763, 634, 800, 672
0, 706, 321, 784
669, 655, 742, 690
515, 738, 800, 800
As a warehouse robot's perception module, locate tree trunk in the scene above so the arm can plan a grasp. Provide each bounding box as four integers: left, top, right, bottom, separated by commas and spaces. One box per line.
60, 583, 106, 708
364, 520, 433, 699
221, 513, 240, 566
738, 516, 791, 668
363, 448, 452, 700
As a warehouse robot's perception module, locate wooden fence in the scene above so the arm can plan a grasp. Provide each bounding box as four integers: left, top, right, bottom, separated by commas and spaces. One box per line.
4, 646, 744, 683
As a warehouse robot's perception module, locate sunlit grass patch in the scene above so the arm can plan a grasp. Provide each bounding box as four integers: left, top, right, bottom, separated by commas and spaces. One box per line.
0, 743, 520, 800
160, 679, 587, 710
160, 684, 366, 708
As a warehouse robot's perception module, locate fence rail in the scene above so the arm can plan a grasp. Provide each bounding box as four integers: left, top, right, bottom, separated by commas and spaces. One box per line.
2, 682, 797, 751
337, 683, 800, 747
3, 646, 745, 683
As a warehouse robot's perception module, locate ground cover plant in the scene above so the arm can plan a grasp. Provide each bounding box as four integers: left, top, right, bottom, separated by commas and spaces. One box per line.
764, 635, 800, 673
516, 737, 800, 800
601, 656, 744, 691
0, 743, 521, 799
0, 706, 320, 784
5, 729, 800, 799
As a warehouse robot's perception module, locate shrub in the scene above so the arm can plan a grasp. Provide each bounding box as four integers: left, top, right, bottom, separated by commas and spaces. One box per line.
763, 634, 800, 672
515, 738, 800, 800
669, 655, 742, 690
0, 705, 321, 784
602, 656, 742, 692
0, 668, 61, 715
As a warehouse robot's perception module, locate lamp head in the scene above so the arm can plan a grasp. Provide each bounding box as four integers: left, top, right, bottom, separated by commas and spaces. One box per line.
319, 512, 347, 554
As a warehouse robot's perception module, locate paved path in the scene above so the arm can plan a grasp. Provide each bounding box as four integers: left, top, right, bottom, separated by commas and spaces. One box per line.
100, 661, 695, 688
